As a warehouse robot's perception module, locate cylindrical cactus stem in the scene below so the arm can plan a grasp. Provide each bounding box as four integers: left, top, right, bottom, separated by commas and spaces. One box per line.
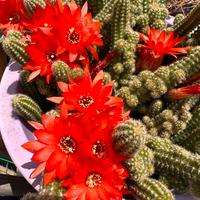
69, 68, 84, 80
159, 175, 190, 194
2, 32, 29, 65
173, 14, 185, 29
12, 94, 42, 122
113, 119, 148, 157
19, 70, 44, 105
124, 146, 154, 182
129, 178, 174, 200
23, 0, 46, 15
182, 129, 200, 154
6, 30, 23, 40
118, 46, 200, 108
174, 1, 200, 36
41, 180, 65, 199
88, 0, 108, 16
147, 136, 200, 182
94, 0, 118, 24
171, 106, 200, 144
52, 60, 70, 82
110, 0, 130, 49
35, 77, 56, 97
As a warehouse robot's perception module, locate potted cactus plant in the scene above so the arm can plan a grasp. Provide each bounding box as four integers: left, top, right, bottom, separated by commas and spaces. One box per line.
1, 0, 200, 199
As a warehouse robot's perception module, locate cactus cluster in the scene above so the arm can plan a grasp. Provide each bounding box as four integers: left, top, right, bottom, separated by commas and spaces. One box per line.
2, 0, 200, 200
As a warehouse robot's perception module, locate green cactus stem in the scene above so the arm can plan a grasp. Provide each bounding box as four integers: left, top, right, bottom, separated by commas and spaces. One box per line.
35, 77, 57, 97
19, 70, 45, 106
41, 180, 65, 199
174, 1, 200, 36
2, 32, 29, 65
117, 46, 200, 108
52, 61, 70, 82
171, 106, 200, 144
88, 0, 108, 16
94, 0, 118, 24
159, 175, 190, 194
113, 119, 148, 157
124, 146, 154, 182
111, 0, 130, 49
23, 0, 46, 15
12, 94, 42, 122
129, 178, 174, 200
147, 136, 200, 182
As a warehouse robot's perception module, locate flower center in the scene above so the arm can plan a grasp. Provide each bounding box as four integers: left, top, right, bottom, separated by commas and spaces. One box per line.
46, 52, 57, 62
59, 136, 76, 155
79, 96, 94, 108
66, 28, 80, 44
92, 140, 107, 159
86, 173, 102, 188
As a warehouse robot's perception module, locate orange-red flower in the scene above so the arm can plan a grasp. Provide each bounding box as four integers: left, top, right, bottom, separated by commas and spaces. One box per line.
168, 84, 200, 100
136, 27, 190, 71
48, 70, 127, 129
63, 159, 128, 200
22, 0, 63, 34
24, 30, 67, 83
22, 115, 86, 185
55, 0, 103, 62
0, 0, 25, 32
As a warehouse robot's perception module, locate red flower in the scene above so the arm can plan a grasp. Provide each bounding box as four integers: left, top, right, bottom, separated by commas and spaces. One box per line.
23, 0, 63, 34
55, 0, 103, 62
0, 0, 25, 32
168, 84, 200, 100
136, 27, 190, 71
63, 159, 128, 200
22, 115, 87, 185
24, 30, 67, 83
48, 70, 126, 129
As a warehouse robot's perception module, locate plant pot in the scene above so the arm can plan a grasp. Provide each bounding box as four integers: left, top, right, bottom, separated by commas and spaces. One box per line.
0, 61, 198, 200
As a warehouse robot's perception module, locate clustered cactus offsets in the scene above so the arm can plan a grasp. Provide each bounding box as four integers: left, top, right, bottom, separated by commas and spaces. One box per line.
2, 0, 200, 199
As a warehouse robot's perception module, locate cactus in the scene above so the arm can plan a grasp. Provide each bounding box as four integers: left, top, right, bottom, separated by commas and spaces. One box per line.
113, 119, 148, 157
174, 1, 200, 36
12, 94, 42, 122
19, 70, 45, 106
117, 47, 200, 108
2, 31, 29, 65
23, 0, 46, 15
124, 146, 154, 182
41, 180, 65, 199
52, 61, 70, 82
94, 0, 118, 24
129, 178, 174, 200
171, 106, 200, 144
147, 136, 200, 182
159, 175, 189, 194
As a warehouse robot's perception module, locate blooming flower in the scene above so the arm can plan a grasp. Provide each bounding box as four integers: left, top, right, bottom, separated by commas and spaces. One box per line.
168, 84, 200, 100
136, 27, 190, 71
48, 70, 127, 129
63, 159, 128, 200
22, 114, 87, 185
0, 0, 25, 32
24, 30, 67, 83
22, 0, 63, 34
55, 0, 103, 62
